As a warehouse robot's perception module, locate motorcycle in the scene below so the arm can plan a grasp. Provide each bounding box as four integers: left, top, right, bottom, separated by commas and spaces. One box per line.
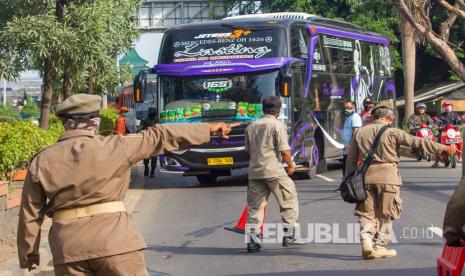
412, 123, 435, 161
439, 124, 463, 168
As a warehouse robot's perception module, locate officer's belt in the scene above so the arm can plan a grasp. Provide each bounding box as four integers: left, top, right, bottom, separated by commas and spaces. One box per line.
53, 201, 127, 222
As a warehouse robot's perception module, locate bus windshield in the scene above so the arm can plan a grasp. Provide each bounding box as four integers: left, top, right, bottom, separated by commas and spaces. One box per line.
160, 70, 281, 122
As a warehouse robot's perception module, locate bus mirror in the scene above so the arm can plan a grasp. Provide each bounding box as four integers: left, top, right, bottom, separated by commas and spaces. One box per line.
279, 64, 294, 97
134, 70, 147, 103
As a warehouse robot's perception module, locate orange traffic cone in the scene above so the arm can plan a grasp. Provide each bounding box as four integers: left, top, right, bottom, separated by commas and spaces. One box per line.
437, 244, 465, 276
224, 205, 266, 234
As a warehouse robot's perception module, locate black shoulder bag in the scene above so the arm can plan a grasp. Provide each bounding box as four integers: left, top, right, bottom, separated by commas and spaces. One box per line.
339, 125, 390, 203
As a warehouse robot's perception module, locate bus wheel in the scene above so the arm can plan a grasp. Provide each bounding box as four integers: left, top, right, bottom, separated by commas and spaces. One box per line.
314, 138, 327, 174
451, 155, 457, 168
196, 174, 217, 185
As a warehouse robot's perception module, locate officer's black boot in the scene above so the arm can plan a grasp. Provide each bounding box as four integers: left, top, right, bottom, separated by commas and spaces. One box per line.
150, 169, 155, 178
247, 233, 263, 253
144, 166, 149, 177
282, 227, 302, 247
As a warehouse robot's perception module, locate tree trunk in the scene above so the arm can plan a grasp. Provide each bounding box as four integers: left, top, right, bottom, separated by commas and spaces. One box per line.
62, 62, 71, 99
87, 67, 94, 94
400, 13, 416, 126
39, 61, 54, 129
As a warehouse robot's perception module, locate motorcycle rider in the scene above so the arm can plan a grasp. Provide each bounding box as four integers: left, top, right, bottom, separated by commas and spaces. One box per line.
406, 103, 433, 134
360, 98, 374, 126
432, 101, 462, 167
437, 101, 462, 127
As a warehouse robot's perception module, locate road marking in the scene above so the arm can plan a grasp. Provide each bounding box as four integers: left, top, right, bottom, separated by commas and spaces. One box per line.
125, 189, 143, 212
316, 174, 336, 182
428, 227, 443, 237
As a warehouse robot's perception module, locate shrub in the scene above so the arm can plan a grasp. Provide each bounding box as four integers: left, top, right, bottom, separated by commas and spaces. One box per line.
0, 105, 19, 123
21, 95, 39, 119
99, 108, 118, 136
0, 119, 64, 180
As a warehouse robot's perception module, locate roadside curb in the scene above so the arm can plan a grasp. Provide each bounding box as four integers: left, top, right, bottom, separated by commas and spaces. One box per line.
0, 218, 53, 276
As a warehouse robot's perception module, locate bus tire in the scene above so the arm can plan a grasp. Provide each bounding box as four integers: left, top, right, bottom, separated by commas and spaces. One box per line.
451, 155, 457, 168
314, 130, 327, 174
196, 174, 217, 185
316, 159, 327, 174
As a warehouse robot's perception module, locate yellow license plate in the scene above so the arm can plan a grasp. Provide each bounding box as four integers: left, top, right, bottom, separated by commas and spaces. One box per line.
207, 157, 234, 166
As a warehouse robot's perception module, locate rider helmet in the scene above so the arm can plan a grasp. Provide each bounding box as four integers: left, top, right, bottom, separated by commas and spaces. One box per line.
416, 103, 427, 109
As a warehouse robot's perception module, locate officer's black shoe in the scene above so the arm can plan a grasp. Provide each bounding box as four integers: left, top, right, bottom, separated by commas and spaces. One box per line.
144, 167, 149, 176
282, 228, 302, 247
247, 234, 263, 253
150, 172, 155, 178
283, 235, 297, 247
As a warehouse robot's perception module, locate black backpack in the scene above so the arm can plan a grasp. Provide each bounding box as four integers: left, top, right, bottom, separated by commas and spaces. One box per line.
339, 125, 390, 203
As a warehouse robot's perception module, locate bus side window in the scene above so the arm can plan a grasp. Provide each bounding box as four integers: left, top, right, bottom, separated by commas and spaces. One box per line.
291, 25, 309, 59
321, 36, 354, 75
291, 63, 305, 123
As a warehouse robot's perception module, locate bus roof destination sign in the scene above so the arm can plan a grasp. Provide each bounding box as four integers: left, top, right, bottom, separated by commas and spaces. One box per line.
161, 27, 287, 64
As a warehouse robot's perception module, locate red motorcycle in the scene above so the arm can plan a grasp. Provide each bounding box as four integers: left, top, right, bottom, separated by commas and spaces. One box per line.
413, 123, 435, 161
439, 124, 463, 168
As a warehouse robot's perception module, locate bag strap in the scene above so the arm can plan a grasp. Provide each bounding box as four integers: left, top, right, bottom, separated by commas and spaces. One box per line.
360, 125, 390, 173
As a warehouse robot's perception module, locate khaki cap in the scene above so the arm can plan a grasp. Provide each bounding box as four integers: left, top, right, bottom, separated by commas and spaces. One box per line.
372, 99, 394, 112
56, 94, 102, 117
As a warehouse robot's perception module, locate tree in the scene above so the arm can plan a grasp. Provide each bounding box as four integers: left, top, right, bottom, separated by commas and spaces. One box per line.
0, 0, 142, 129
393, 0, 465, 82
400, 13, 416, 125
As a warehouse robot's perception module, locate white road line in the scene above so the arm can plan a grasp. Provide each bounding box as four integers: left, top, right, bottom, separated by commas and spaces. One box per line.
315, 174, 336, 182
125, 189, 143, 212
428, 227, 443, 238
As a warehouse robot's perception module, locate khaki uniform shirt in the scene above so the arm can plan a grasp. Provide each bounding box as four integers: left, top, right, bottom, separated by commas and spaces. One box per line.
443, 176, 465, 244
17, 124, 211, 267
245, 115, 290, 179
345, 119, 447, 185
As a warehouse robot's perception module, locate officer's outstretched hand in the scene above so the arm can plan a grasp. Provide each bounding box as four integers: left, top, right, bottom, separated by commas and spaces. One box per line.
209, 123, 240, 139
445, 146, 460, 156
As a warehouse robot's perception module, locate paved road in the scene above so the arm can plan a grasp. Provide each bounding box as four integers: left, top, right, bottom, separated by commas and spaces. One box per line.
130, 159, 462, 276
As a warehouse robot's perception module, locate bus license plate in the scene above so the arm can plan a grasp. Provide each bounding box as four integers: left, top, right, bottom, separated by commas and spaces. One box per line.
207, 157, 233, 166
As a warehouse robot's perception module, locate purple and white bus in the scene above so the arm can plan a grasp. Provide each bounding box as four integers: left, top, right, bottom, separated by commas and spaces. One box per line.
133, 13, 396, 184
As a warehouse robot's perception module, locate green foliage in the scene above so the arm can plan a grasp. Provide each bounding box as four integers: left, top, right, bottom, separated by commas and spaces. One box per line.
0, 119, 64, 180
99, 108, 118, 136
0, 0, 142, 128
21, 95, 39, 119
0, 105, 19, 123
225, 0, 401, 70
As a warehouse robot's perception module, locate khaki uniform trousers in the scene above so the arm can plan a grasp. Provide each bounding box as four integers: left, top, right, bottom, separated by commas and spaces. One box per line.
54, 250, 148, 276
246, 175, 299, 230
355, 184, 403, 244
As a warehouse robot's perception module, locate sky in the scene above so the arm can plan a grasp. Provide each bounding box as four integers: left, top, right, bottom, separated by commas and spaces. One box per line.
134, 33, 164, 67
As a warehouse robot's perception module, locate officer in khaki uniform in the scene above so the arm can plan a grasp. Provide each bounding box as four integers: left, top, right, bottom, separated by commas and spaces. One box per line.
17, 94, 235, 275
345, 100, 456, 259
245, 96, 299, 253
443, 176, 465, 246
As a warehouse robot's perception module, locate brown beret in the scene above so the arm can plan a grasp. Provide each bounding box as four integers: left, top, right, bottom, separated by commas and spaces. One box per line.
372, 99, 394, 112
56, 94, 102, 117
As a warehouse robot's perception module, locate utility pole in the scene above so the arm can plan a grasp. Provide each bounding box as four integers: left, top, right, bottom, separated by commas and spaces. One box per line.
2, 79, 6, 106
